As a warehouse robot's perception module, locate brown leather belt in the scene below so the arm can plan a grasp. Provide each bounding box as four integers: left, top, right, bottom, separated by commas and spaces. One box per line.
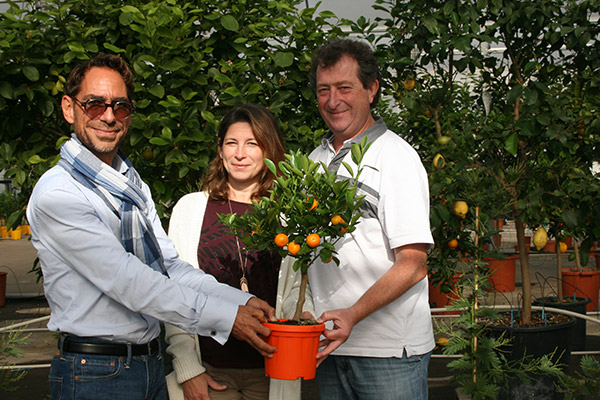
62, 337, 160, 356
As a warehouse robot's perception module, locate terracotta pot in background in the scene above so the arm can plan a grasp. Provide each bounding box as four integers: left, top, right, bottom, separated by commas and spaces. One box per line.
561, 266, 600, 312
486, 256, 517, 293
429, 274, 461, 315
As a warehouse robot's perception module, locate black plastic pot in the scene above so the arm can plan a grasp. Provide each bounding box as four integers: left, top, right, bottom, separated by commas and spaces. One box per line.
533, 296, 590, 350
485, 311, 576, 400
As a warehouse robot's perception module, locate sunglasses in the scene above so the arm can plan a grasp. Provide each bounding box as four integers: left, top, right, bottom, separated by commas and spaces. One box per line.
70, 96, 135, 120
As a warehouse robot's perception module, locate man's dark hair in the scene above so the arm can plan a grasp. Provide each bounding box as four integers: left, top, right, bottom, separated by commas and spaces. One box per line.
310, 37, 382, 108
65, 53, 135, 100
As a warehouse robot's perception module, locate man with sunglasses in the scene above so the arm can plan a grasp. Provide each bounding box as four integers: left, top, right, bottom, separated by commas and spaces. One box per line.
26, 53, 276, 400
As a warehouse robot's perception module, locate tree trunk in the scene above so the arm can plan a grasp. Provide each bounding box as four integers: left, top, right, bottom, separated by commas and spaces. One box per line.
512, 206, 531, 325
293, 272, 309, 321
556, 238, 563, 301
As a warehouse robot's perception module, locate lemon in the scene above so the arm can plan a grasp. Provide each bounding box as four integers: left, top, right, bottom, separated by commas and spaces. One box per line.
403, 78, 416, 91
532, 227, 548, 251
453, 201, 468, 218
432, 153, 446, 170
438, 136, 451, 145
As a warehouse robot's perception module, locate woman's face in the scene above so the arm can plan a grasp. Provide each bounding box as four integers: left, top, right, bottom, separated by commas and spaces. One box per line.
219, 121, 265, 190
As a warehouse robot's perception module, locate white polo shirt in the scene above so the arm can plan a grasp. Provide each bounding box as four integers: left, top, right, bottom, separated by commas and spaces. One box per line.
308, 118, 435, 358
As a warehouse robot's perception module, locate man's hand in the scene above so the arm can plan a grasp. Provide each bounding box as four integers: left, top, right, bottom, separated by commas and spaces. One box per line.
246, 296, 276, 321
231, 300, 277, 357
316, 307, 359, 366
181, 372, 226, 400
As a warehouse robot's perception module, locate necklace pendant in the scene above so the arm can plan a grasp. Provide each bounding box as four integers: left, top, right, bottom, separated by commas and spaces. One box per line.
240, 276, 249, 293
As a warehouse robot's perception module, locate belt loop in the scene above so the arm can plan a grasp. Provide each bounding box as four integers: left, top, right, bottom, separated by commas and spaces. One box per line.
58, 334, 66, 356
125, 343, 132, 368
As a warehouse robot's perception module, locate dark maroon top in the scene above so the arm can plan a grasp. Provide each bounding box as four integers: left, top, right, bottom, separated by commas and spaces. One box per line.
197, 199, 281, 368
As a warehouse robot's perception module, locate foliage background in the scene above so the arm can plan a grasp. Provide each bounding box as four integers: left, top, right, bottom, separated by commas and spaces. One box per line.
0, 0, 345, 220
1, 0, 599, 246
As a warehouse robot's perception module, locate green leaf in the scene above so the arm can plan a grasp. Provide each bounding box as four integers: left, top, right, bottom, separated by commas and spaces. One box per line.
149, 137, 170, 146
161, 59, 186, 72
28, 155, 44, 164
423, 16, 439, 34
504, 134, 518, 156
221, 15, 239, 32
103, 43, 125, 53
148, 85, 165, 98
274, 52, 294, 68
507, 85, 523, 105
0, 81, 14, 99
22, 66, 40, 81
264, 158, 277, 175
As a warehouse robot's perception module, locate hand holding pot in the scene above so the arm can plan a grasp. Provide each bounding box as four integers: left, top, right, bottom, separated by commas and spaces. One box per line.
315, 307, 358, 366
232, 300, 277, 357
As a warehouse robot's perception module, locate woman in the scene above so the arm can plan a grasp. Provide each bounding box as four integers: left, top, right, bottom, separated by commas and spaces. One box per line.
165, 104, 311, 400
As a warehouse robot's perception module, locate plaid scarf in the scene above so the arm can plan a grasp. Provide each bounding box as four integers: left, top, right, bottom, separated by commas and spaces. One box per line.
58, 134, 168, 276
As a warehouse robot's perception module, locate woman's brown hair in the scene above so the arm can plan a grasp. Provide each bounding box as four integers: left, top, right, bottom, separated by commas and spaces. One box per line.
203, 104, 285, 201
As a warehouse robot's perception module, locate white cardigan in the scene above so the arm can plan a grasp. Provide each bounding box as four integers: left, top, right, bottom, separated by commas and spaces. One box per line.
164, 191, 313, 400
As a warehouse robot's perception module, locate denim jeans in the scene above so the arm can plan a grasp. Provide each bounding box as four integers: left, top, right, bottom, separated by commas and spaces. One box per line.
316, 350, 432, 400
49, 336, 167, 400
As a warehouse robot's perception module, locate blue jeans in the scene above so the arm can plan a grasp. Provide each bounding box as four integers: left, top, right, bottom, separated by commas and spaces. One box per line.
316, 350, 432, 400
49, 336, 167, 400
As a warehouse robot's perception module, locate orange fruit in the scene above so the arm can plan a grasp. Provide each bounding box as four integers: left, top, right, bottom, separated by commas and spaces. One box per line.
331, 215, 345, 225
274, 233, 289, 247
306, 233, 320, 248
448, 239, 458, 249
559, 241, 568, 253
340, 227, 348, 234
307, 198, 318, 211
288, 241, 301, 255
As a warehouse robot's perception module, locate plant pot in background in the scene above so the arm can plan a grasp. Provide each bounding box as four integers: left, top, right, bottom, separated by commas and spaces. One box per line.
9, 227, 21, 240
561, 267, 600, 312
429, 274, 461, 315
0, 225, 8, 238
485, 255, 517, 293
485, 311, 576, 400
532, 296, 590, 350
262, 320, 325, 380
0, 271, 7, 307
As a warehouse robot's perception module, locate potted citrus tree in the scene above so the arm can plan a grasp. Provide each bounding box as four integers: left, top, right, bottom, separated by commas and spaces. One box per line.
220, 138, 370, 380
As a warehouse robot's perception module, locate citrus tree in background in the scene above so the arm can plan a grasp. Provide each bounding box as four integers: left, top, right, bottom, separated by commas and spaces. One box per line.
361, 0, 600, 326
220, 139, 370, 321
0, 0, 345, 223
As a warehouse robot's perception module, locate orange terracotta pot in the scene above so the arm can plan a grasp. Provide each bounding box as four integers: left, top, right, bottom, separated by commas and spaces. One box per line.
486, 256, 517, 293
561, 267, 600, 312
262, 319, 325, 380
429, 274, 461, 315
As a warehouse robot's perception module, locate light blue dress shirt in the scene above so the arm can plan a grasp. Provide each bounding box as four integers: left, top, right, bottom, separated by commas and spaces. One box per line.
27, 157, 252, 345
